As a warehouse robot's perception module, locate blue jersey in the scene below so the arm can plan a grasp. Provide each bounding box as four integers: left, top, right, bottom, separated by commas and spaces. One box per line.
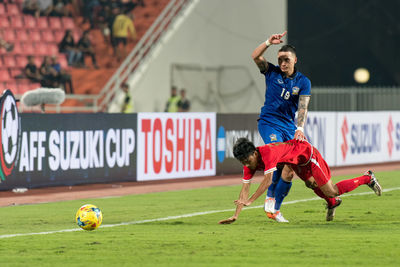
259, 63, 311, 132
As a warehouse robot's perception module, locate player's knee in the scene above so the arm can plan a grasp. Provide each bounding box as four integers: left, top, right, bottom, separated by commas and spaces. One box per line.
324, 190, 339, 198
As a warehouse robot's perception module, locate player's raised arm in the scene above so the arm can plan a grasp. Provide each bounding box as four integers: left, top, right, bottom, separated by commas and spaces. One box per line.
251, 31, 287, 73
219, 182, 251, 224
295, 95, 310, 141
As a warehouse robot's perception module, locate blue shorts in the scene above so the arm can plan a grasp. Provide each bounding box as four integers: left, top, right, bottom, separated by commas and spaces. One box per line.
258, 119, 295, 144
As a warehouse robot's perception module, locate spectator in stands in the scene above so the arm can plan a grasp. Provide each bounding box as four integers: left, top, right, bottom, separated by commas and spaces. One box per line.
77, 31, 99, 69
37, 0, 54, 16
164, 86, 180, 112
120, 82, 134, 113
59, 30, 82, 66
24, 55, 43, 83
51, 55, 74, 94
40, 56, 59, 88
0, 37, 14, 52
22, 0, 41, 17
178, 89, 191, 112
107, 82, 134, 113
52, 0, 72, 17
112, 10, 137, 62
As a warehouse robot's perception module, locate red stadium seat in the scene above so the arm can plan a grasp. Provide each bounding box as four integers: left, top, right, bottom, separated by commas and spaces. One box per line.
11, 42, 23, 54
15, 55, 28, 68
0, 69, 12, 81
62, 17, 74, 29
36, 17, 49, 29
49, 17, 62, 29
5, 81, 18, 92
23, 15, 37, 28
21, 43, 35, 55
2, 55, 17, 68
2, 29, 16, 42
6, 4, 19, 16
59, 55, 68, 69
0, 16, 10, 27
15, 29, 29, 42
34, 56, 43, 67
34, 43, 48, 56
10, 16, 24, 28
9, 68, 24, 78
53, 30, 65, 43
0, 4, 6, 15
29, 30, 42, 42
41, 29, 56, 43
47, 44, 58, 55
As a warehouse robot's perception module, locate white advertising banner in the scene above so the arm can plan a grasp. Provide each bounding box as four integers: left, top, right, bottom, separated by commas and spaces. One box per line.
304, 112, 337, 166
336, 111, 400, 166
137, 113, 216, 181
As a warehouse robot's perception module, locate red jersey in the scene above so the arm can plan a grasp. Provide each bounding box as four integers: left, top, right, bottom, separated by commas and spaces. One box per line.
242, 140, 313, 183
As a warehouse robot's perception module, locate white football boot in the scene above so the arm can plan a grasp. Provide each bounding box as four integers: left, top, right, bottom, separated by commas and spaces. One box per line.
271, 211, 289, 223
364, 170, 382, 196
264, 197, 275, 218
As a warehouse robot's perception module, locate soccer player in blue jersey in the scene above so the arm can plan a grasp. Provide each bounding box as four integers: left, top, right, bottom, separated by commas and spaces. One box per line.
251, 31, 341, 222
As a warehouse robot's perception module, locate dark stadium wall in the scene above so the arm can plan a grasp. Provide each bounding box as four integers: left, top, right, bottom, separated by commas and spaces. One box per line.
288, 0, 400, 86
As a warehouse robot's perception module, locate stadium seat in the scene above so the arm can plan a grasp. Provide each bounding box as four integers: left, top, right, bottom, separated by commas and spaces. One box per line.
4, 81, 18, 92
0, 69, 12, 81
15, 55, 28, 68
41, 29, 56, 43
15, 29, 29, 42
61, 17, 74, 29
34, 56, 43, 67
23, 15, 37, 28
47, 44, 58, 55
34, 43, 48, 56
6, 4, 19, 16
59, 55, 68, 69
2, 29, 16, 42
2, 55, 17, 68
11, 42, 23, 54
0, 16, 10, 27
21, 43, 35, 55
0, 4, 6, 15
36, 17, 49, 29
10, 16, 24, 28
29, 30, 42, 42
54, 30, 65, 43
49, 17, 62, 30
9, 68, 23, 78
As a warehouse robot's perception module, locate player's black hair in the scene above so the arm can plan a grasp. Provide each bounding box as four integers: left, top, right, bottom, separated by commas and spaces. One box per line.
233, 138, 256, 161
279, 44, 296, 55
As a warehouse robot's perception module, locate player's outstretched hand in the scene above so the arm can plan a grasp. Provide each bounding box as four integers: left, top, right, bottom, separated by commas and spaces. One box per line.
219, 217, 236, 224
268, 31, 287, 45
234, 199, 252, 206
294, 130, 307, 142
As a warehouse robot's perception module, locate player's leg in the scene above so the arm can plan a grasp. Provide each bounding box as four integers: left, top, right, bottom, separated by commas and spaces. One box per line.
332, 170, 382, 196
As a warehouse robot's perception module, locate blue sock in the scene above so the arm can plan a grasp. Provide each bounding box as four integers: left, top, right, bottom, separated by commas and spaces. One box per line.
274, 179, 292, 211
266, 168, 282, 198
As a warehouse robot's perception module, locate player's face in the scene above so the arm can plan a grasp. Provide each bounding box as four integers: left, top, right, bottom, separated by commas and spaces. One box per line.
241, 151, 259, 170
278, 51, 297, 75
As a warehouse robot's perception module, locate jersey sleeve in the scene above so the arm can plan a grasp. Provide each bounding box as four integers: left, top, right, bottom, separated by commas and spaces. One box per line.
242, 166, 256, 183
259, 146, 278, 175
299, 77, 311, 96
262, 62, 278, 80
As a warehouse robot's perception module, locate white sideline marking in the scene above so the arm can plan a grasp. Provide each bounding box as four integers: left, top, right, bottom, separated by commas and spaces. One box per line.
1, 187, 399, 239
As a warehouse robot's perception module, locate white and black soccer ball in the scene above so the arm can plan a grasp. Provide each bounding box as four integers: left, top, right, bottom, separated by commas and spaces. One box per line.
1, 94, 19, 165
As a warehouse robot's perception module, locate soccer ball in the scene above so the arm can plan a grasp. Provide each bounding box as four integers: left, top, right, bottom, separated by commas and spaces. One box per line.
75, 204, 103, 231
1, 95, 19, 165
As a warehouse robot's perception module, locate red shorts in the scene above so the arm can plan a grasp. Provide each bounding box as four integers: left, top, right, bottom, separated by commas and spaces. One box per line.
292, 148, 331, 187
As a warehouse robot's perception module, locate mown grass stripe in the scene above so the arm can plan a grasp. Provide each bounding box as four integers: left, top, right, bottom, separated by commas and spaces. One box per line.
1, 187, 398, 239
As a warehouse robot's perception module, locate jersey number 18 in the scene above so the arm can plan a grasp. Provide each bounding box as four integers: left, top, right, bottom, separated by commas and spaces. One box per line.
280, 88, 290, 100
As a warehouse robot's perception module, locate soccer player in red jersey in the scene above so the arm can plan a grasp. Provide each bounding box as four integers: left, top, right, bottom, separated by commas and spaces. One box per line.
219, 138, 382, 224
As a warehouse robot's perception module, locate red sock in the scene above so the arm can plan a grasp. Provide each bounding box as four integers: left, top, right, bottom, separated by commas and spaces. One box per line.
313, 187, 336, 207
336, 175, 370, 195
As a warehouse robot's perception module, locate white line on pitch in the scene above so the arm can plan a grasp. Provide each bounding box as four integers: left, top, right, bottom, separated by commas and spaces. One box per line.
1, 187, 399, 239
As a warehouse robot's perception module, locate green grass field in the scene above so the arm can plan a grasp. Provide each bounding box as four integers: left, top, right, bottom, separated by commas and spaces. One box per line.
0, 170, 399, 266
